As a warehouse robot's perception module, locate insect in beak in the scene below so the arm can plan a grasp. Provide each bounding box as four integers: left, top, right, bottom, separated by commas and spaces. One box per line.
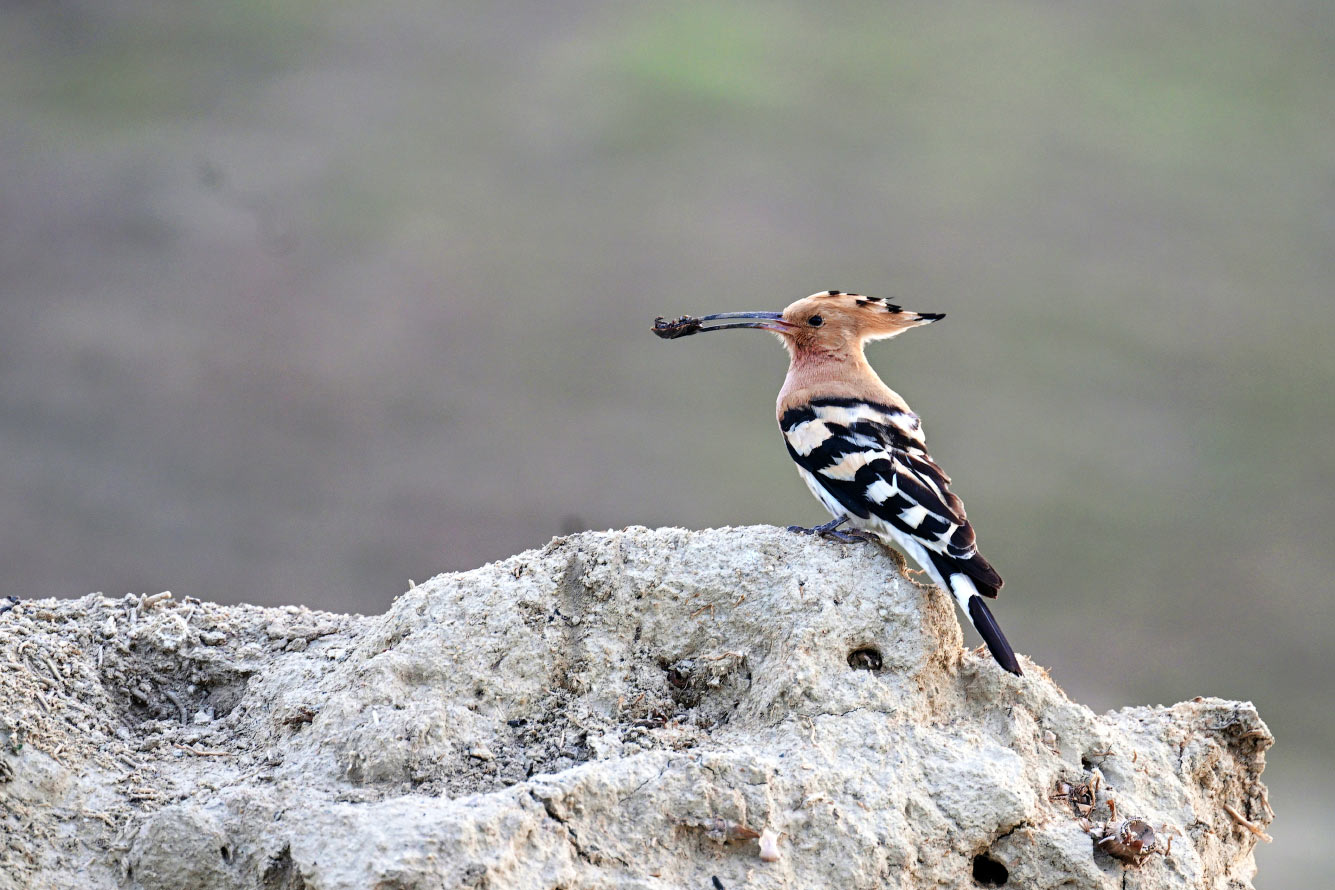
653, 312, 796, 338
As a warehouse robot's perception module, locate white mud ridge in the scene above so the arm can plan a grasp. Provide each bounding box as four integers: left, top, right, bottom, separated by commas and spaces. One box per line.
0, 526, 1271, 889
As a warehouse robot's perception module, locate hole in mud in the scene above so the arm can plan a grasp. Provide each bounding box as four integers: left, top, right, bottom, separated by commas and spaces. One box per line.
664, 666, 690, 689
201, 678, 250, 718
100, 643, 254, 729
972, 852, 1008, 886
847, 647, 883, 671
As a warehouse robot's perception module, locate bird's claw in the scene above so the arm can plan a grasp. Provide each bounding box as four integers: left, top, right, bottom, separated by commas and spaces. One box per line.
824, 529, 877, 544
786, 518, 875, 544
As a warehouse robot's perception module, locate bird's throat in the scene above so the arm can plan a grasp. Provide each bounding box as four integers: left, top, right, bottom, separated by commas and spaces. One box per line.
777, 349, 889, 416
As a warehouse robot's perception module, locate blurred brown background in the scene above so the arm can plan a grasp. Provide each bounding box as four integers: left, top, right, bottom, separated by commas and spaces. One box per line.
2, 1, 1330, 882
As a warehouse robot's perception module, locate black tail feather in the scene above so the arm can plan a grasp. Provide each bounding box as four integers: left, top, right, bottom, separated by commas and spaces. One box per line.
967, 595, 1022, 676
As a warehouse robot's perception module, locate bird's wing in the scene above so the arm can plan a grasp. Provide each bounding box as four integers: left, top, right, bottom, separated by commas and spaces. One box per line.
780, 397, 1003, 595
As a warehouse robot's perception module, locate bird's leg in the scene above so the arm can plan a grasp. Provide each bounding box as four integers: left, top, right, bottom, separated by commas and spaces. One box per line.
786, 515, 847, 536
786, 516, 876, 544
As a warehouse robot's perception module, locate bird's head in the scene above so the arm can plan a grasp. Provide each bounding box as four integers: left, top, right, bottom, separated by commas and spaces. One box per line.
654, 290, 943, 360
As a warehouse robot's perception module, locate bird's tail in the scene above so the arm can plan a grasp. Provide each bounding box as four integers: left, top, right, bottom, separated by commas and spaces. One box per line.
965, 593, 1022, 676
925, 554, 1022, 676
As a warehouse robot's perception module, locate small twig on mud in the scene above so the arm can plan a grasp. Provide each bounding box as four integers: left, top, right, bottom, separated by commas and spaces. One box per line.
1221, 803, 1272, 842
173, 745, 234, 758
162, 689, 190, 726
141, 591, 173, 609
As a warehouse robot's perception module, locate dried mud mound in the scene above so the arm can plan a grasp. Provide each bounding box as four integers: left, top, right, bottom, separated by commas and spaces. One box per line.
0, 526, 1272, 889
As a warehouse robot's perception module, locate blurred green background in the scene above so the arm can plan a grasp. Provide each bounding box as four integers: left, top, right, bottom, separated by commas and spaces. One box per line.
1, 1, 1329, 882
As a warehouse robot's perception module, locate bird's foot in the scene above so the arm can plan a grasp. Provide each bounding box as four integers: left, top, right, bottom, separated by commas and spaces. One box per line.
825, 529, 878, 544
786, 517, 876, 544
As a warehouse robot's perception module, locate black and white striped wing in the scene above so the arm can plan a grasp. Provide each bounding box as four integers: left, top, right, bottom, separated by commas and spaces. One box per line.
779, 396, 1003, 597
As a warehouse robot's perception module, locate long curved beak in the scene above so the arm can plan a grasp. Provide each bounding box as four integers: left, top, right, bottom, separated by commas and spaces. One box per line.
695, 311, 795, 333
653, 311, 796, 339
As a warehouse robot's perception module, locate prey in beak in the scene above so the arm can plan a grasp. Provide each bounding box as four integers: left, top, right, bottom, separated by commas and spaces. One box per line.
653, 311, 796, 338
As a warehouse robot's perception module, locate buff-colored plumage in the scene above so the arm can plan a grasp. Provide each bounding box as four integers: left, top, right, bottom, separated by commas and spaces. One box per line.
774, 292, 940, 421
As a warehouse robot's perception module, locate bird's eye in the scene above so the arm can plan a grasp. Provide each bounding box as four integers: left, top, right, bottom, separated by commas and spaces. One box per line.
808, 315, 823, 327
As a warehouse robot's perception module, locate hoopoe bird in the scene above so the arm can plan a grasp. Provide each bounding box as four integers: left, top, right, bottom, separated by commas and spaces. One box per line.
654, 290, 1022, 675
